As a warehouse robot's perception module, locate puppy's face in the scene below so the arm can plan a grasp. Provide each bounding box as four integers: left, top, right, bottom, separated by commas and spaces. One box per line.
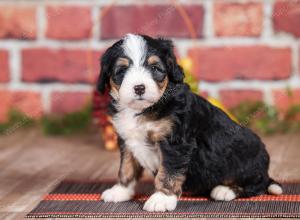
98, 34, 183, 111
111, 36, 169, 110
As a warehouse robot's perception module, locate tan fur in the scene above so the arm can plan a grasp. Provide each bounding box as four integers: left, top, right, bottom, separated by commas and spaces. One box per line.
109, 78, 120, 100
223, 179, 234, 186
155, 165, 186, 196
119, 148, 143, 186
116, 57, 130, 67
147, 55, 161, 65
158, 76, 169, 92
145, 117, 173, 143
110, 78, 120, 90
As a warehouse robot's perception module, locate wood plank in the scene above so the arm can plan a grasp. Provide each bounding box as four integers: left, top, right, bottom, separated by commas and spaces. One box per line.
0, 129, 299, 219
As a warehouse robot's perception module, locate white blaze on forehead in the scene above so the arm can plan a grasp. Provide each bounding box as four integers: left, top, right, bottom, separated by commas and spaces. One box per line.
122, 34, 147, 65
118, 34, 162, 110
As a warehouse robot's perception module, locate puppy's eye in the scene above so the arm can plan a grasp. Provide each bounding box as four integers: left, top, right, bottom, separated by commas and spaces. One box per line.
151, 65, 162, 72
150, 65, 166, 82
115, 66, 127, 76
112, 66, 127, 85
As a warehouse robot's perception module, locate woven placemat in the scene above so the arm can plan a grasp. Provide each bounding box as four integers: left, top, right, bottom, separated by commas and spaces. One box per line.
26, 180, 300, 218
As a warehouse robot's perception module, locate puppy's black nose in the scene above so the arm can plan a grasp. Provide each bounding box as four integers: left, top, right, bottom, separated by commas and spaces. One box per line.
134, 84, 145, 96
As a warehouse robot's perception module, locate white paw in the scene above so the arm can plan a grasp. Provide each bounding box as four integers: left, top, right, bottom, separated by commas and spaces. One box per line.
143, 191, 177, 212
210, 185, 236, 201
268, 183, 283, 195
101, 183, 134, 203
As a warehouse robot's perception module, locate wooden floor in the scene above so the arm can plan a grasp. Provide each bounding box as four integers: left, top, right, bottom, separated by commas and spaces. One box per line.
0, 128, 299, 220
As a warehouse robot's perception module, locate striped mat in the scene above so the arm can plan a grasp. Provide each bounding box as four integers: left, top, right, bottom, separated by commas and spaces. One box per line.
27, 180, 300, 218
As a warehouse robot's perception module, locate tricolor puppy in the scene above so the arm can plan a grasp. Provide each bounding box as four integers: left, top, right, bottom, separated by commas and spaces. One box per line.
97, 34, 282, 212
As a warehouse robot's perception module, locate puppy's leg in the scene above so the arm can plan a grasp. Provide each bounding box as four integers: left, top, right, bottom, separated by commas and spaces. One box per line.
211, 175, 280, 201
210, 180, 265, 201
143, 166, 185, 212
143, 142, 192, 212
239, 177, 282, 197
101, 148, 143, 202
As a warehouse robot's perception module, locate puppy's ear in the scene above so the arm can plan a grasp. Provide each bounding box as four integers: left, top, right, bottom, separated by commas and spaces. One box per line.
97, 40, 123, 94
168, 59, 184, 83
97, 51, 110, 94
158, 38, 184, 84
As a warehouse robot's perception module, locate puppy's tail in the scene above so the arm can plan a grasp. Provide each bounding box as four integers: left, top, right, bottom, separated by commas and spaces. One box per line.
267, 178, 283, 195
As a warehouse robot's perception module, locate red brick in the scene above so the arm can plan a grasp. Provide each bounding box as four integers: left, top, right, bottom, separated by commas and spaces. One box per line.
0, 90, 43, 122
22, 49, 101, 84
214, 2, 263, 37
273, 89, 300, 112
0, 50, 9, 82
50, 91, 91, 114
188, 46, 291, 81
46, 6, 92, 40
100, 5, 204, 39
220, 89, 263, 108
273, 1, 300, 37
299, 47, 300, 75
0, 5, 36, 39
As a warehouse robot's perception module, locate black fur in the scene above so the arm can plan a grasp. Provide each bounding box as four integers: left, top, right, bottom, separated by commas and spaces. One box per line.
154, 84, 272, 196
97, 39, 124, 93
97, 35, 280, 198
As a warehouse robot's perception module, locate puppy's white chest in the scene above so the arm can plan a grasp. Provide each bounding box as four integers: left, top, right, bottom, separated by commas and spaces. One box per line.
112, 109, 160, 172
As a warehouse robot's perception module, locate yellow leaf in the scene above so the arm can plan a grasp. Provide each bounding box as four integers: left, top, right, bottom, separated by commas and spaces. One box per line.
207, 97, 238, 123
178, 57, 193, 73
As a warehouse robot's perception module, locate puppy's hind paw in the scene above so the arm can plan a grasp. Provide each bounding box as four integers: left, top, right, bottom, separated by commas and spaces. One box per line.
210, 185, 236, 201
268, 183, 283, 195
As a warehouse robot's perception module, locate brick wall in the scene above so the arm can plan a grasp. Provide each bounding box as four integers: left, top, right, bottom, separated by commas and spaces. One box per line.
0, 0, 299, 121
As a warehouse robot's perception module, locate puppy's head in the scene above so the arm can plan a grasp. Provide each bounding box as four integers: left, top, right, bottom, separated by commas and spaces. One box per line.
97, 34, 184, 110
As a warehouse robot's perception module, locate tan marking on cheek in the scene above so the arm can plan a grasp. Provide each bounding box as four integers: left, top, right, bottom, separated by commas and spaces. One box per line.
158, 76, 169, 94
147, 55, 161, 65
110, 78, 120, 91
109, 77, 120, 99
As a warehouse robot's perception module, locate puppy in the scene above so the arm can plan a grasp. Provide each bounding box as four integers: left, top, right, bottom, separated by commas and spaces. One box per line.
97, 34, 282, 212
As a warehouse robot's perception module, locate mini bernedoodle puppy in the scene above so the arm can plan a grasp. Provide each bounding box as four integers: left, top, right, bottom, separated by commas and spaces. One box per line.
97, 34, 282, 212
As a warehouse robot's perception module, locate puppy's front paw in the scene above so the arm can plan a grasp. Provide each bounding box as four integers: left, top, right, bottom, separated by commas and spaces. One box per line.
101, 184, 134, 202
143, 191, 177, 212
210, 185, 236, 201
